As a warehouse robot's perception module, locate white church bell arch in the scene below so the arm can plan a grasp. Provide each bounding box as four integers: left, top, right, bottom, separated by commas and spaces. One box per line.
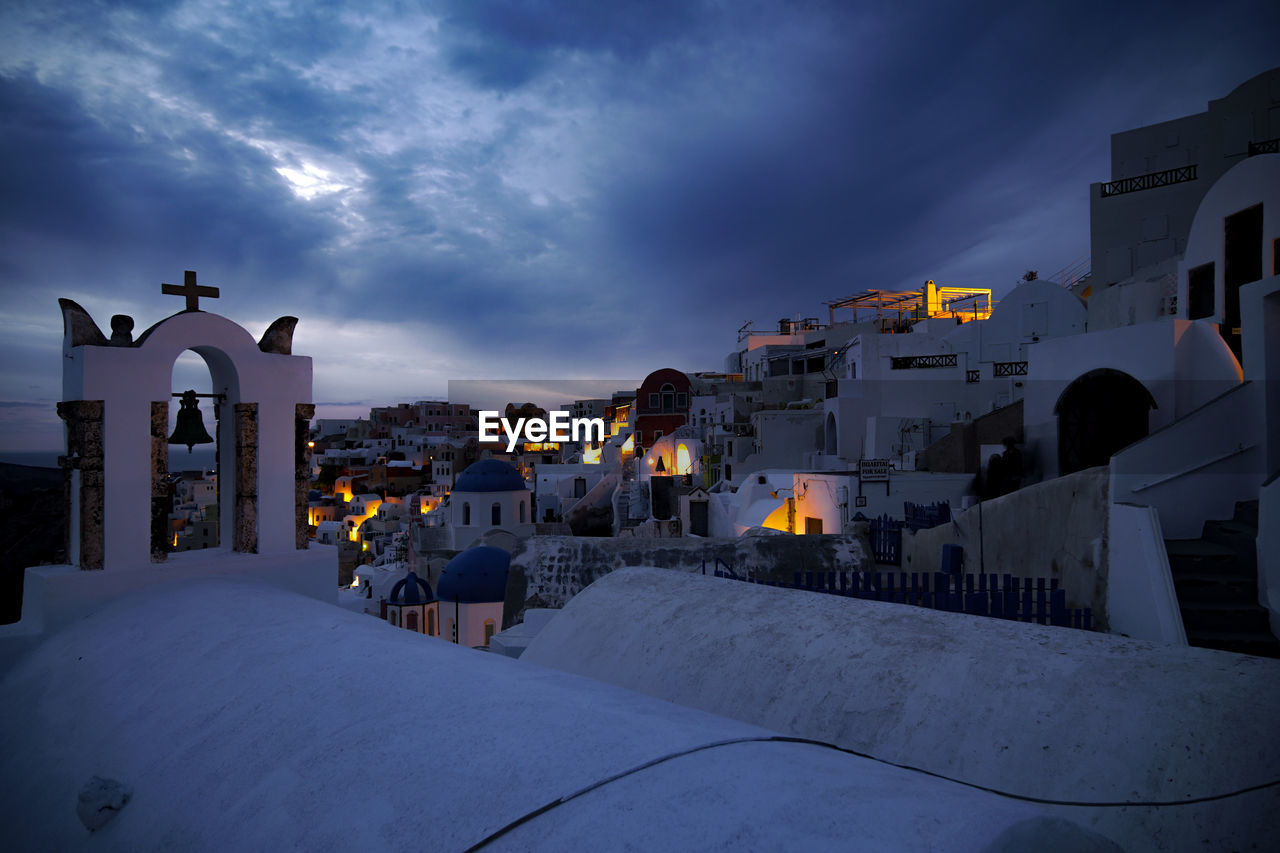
58, 274, 313, 569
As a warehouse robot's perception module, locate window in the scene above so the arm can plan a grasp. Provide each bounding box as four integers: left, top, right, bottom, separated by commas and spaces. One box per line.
427, 609, 436, 636
491, 502, 501, 525
484, 619, 496, 646
653, 430, 663, 441
676, 392, 687, 409
649, 393, 660, 409
389, 610, 399, 627
463, 502, 471, 525
805, 517, 824, 535
406, 611, 418, 632
660, 383, 675, 413
574, 477, 586, 498
519, 500, 527, 523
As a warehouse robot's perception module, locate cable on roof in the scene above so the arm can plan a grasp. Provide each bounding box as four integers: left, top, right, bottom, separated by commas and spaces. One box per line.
464, 734, 1280, 850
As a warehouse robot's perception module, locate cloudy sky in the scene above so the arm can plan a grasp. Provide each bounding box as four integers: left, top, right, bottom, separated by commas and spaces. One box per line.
0, 0, 1275, 451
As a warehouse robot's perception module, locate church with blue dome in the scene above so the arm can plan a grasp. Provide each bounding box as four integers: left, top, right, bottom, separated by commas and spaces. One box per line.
446, 458, 535, 549
384, 570, 435, 635
382, 549, 510, 647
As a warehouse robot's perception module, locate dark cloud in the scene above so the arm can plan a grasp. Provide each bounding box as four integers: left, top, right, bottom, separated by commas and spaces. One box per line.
438, 0, 710, 89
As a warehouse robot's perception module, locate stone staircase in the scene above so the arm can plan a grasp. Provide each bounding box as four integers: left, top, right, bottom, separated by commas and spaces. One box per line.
1165, 500, 1279, 658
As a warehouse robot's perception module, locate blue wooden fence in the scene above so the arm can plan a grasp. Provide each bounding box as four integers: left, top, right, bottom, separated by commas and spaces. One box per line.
708, 564, 1092, 631
868, 514, 902, 565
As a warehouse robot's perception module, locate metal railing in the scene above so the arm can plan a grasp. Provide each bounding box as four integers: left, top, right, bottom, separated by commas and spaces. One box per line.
993, 361, 1028, 377
1248, 137, 1279, 156
1100, 164, 1197, 197
889, 353, 958, 370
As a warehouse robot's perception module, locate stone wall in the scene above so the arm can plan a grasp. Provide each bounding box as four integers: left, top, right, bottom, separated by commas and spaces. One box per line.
233, 402, 258, 553
901, 466, 1109, 627
56, 400, 104, 570
504, 531, 870, 625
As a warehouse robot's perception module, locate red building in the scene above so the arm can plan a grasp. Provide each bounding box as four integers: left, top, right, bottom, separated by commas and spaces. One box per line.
632, 368, 692, 450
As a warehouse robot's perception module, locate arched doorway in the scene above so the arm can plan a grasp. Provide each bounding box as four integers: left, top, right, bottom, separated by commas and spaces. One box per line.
1055, 369, 1156, 475
825, 412, 838, 455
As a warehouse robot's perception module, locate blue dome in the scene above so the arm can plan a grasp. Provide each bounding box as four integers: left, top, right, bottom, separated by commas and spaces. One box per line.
454, 458, 526, 493
437, 546, 510, 603
389, 571, 433, 605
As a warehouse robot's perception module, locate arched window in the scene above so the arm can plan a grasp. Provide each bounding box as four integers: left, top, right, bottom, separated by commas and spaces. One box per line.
462, 502, 471, 525
427, 608, 436, 637
484, 619, 496, 647
676, 444, 691, 475
406, 611, 418, 632
660, 383, 675, 413
491, 502, 501, 525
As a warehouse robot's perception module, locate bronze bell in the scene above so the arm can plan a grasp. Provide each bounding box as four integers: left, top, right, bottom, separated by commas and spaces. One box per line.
169, 390, 215, 453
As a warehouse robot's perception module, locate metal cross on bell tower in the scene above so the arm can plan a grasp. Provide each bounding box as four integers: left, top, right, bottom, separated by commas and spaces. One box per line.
161, 270, 220, 311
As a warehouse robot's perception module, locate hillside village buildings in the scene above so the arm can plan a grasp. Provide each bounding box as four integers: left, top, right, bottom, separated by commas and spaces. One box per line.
1, 67, 1278, 850
311, 69, 1280, 660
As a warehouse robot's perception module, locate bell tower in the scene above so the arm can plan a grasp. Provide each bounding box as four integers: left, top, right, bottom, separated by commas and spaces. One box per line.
58, 271, 314, 569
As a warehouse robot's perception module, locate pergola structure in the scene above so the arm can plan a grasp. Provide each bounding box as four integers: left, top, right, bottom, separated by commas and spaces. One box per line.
825, 282, 994, 327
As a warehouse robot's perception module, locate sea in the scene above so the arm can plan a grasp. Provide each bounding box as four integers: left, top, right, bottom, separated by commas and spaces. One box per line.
0, 448, 220, 473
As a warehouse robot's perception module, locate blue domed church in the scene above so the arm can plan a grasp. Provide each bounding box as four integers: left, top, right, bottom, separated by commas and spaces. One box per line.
383, 547, 510, 647
446, 458, 534, 549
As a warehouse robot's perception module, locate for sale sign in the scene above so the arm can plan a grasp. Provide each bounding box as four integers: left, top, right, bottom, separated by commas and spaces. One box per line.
859, 458, 891, 482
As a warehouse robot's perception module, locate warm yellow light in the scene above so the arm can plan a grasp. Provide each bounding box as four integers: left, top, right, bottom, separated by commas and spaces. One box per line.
647, 456, 656, 466
307, 441, 315, 448
621, 434, 634, 454
676, 444, 692, 476
583, 445, 602, 464
762, 503, 791, 533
